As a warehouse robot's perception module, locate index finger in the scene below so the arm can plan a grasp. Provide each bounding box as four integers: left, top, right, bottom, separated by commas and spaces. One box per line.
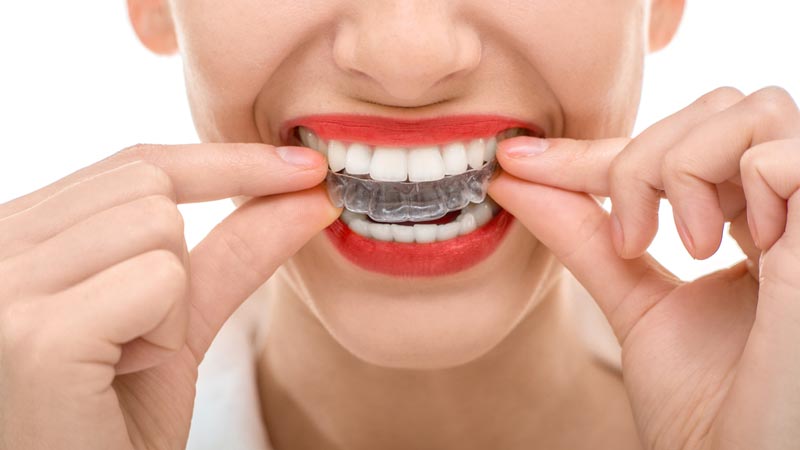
2, 143, 327, 215
496, 136, 630, 196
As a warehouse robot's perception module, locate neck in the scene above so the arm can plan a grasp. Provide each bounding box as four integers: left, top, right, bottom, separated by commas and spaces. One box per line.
256, 266, 596, 450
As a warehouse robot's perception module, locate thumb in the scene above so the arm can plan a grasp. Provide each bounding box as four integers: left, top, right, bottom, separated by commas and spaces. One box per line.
488, 172, 678, 342
186, 185, 340, 357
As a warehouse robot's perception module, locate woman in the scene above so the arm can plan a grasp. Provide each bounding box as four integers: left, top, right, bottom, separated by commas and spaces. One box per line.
1, 0, 798, 449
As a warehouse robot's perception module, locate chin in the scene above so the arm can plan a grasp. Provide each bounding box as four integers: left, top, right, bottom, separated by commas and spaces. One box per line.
287, 221, 550, 371
323, 304, 528, 371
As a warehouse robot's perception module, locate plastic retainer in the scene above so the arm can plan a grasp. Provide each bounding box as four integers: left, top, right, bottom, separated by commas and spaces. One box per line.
326, 159, 500, 223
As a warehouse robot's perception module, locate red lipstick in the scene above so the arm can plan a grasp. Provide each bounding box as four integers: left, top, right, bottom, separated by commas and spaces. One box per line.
325, 210, 514, 277
282, 114, 534, 277
281, 114, 543, 146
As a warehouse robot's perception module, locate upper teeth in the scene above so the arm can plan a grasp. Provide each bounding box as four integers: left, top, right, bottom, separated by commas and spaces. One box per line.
297, 127, 526, 182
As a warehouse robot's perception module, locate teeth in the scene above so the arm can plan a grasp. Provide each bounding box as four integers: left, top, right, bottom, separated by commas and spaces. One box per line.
436, 222, 461, 241
350, 218, 371, 237
328, 140, 347, 172
483, 137, 497, 162
338, 197, 502, 244
413, 224, 438, 243
369, 222, 394, 241
391, 224, 416, 243
458, 212, 477, 235
466, 139, 485, 170
408, 146, 445, 182
370, 146, 408, 182
345, 143, 372, 175
300, 127, 529, 178
340, 209, 360, 225
298, 126, 318, 150
471, 201, 493, 226
441, 142, 469, 176
318, 139, 329, 157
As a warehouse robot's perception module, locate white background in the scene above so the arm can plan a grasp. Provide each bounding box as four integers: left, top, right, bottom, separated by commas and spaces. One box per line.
1, 1, 798, 280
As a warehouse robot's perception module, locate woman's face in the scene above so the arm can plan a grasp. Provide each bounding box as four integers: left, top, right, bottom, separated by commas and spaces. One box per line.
140, 0, 677, 369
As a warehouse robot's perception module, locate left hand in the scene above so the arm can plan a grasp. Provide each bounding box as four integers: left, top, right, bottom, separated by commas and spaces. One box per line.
488, 86, 800, 450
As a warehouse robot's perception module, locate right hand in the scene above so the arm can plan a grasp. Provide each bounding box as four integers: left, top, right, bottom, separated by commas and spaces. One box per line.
0, 142, 340, 450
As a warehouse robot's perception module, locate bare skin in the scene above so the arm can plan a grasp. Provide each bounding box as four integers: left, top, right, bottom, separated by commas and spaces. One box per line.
256, 270, 642, 450
1, 0, 799, 449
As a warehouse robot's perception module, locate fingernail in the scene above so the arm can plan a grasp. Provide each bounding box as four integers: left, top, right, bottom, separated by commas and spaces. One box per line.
276, 146, 322, 168
502, 137, 549, 158
674, 213, 696, 258
610, 210, 625, 256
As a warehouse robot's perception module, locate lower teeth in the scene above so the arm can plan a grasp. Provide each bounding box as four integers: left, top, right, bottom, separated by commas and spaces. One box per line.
340, 197, 501, 243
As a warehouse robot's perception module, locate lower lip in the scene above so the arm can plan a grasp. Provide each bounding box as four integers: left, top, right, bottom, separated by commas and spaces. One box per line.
324, 210, 514, 277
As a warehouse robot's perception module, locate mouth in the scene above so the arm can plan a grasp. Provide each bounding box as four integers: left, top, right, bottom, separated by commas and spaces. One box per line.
281, 114, 543, 277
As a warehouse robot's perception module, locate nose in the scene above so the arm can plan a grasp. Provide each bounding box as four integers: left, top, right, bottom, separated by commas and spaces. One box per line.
333, 1, 481, 104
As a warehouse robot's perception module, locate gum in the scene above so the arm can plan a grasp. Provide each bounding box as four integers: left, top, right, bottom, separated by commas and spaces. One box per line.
326, 159, 500, 223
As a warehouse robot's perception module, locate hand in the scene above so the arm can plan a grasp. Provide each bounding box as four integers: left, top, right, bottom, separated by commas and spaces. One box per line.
489, 87, 800, 450
0, 143, 340, 449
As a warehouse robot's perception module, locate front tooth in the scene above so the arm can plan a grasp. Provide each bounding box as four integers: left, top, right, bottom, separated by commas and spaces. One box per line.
299, 127, 318, 149
368, 222, 394, 241
391, 224, 415, 243
413, 224, 438, 243
328, 140, 347, 172
466, 139, 485, 169
436, 222, 461, 241
345, 143, 372, 175
483, 136, 497, 162
370, 147, 408, 181
408, 146, 445, 182
441, 142, 468, 175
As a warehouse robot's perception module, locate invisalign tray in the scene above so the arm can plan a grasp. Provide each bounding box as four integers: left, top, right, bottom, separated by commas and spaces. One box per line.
326, 159, 499, 223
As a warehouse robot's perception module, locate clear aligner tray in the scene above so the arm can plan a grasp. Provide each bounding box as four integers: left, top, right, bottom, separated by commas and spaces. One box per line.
326, 159, 500, 223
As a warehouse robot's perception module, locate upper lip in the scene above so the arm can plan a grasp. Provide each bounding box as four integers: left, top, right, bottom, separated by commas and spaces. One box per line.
280, 114, 545, 147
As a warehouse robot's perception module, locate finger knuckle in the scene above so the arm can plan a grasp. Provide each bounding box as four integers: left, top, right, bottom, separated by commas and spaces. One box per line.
760, 246, 800, 291
748, 86, 799, 121
128, 160, 177, 201
739, 146, 771, 186
738, 147, 759, 176
138, 195, 185, 246
701, 86, 745, 111
142, 250, 188, 298
660, 150, 691, 179
608, 152, 638, 183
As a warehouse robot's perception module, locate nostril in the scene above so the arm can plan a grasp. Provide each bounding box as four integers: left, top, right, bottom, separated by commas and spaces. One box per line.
332, 11, 482, 103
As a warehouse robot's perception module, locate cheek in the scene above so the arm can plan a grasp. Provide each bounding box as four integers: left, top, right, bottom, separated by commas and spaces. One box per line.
503, 0, 647, 137
170, 0, 324, 142
287, 221, 559, 370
